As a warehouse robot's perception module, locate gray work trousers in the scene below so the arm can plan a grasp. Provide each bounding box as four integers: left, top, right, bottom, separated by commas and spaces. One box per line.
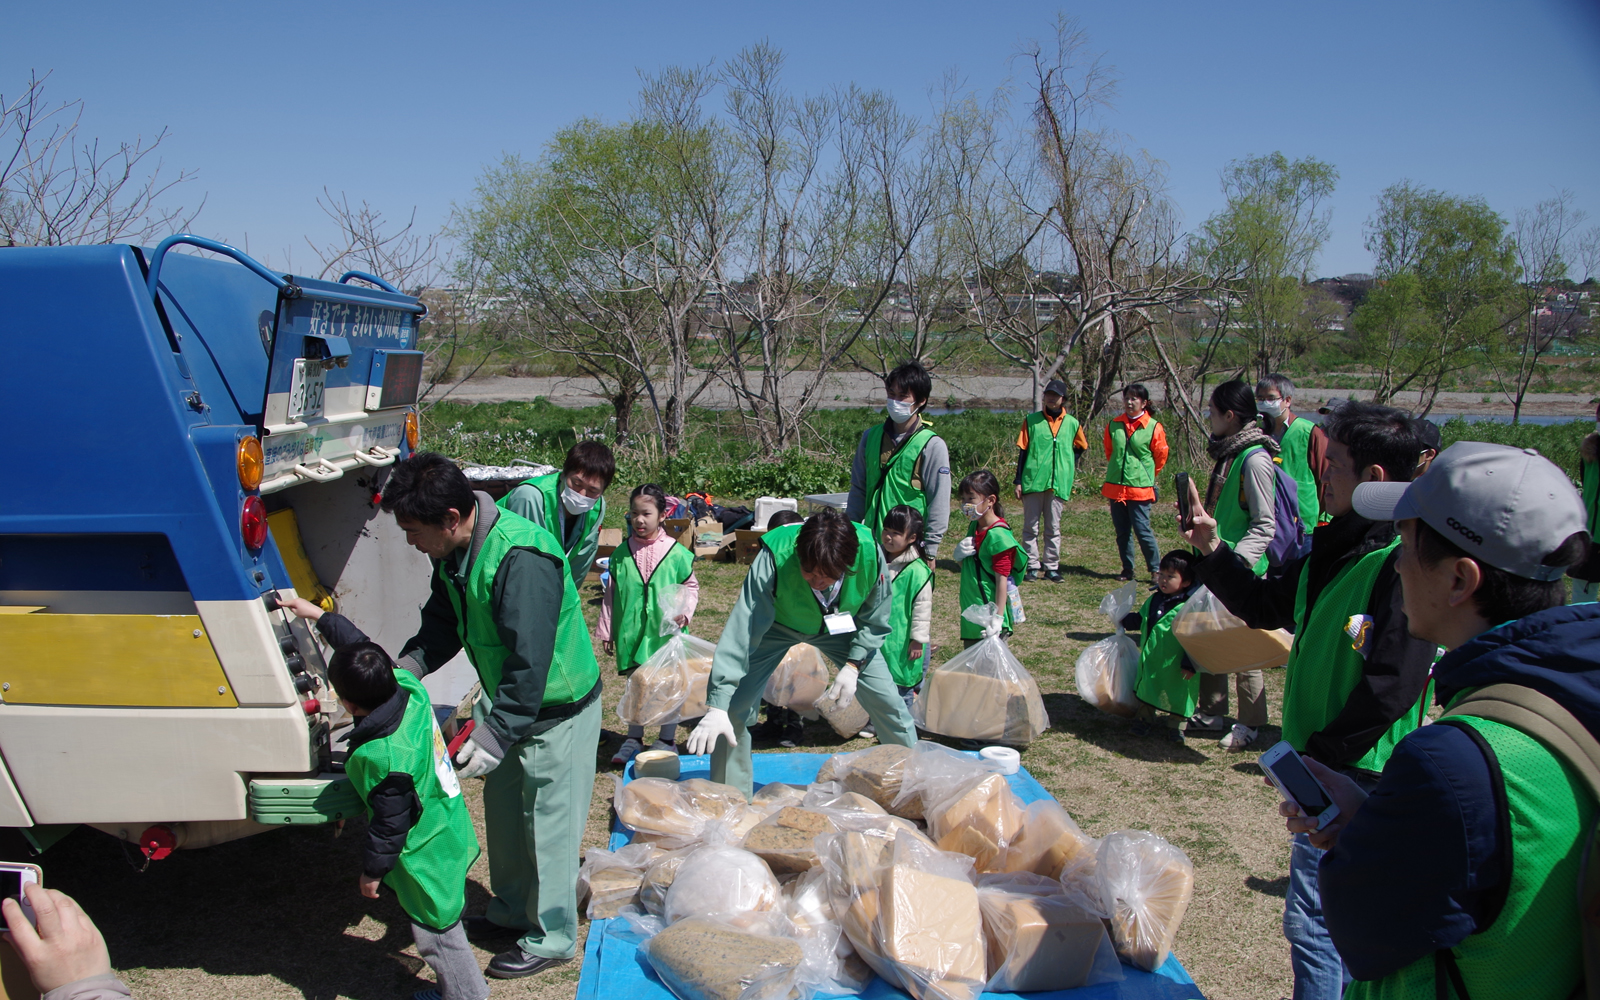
1198, 669, 1269, 728
1021, 491, 1064, 571
412, 921, 490, 1000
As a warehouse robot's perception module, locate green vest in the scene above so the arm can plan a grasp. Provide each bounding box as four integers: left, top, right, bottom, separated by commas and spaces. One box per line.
439, 509, 600, 709
1347, 715, 1595, 1000
1134, 593, 1199, 718
1020, 411, 1081, 496
610, 537, 696, 673
499, 471, 604, 582
1281, 538, 1424, 772
1106, 417, 1157, 489
861, 421, 937, 535
1277, 417, 1322, 528
1214, 445, 1269, 576
345, 671, 481, 930
884, 558, 933, 688
959, 521, 1023, 639
762, 521, 881, 635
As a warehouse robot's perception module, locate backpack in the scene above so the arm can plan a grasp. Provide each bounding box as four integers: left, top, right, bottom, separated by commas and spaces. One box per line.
1236, 455, 1312, 569
1434, 683, 1600, 1000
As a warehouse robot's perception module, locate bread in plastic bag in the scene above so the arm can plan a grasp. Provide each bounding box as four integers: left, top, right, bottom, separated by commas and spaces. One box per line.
1074, 582, 1142, 716
1097, 829, 1195, 972
615, 777, 752, 841
743, 806, 837, 875
785, 867, 874, 996
645, 916, 803, 1000
640, 848, 695, 917
875, 832, 988, 1000
815, 744, 915, 817
619, 630, 720, 727
1172, 585, 1293, 674
665, 842, 783, 925
815, 681, 870, 738
923, 772, 1026, 873
891, 741, 1000, 825
977, 883, 1122, 992
579, 841, 663, 918
913, 606, 1049, 744
764, 643, 830, 715
1000, 798, 1098, 883
749, 782, 809, 819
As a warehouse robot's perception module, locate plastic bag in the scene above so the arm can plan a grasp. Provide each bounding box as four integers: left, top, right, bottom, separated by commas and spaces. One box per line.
763, 643, 830, 715
874, 832, 988, 1000
785, 867, 874, 997
743, 805, 838, 875
618, 632, 718, 726
639, 847, 695, 917
998, 798, 1099, 886
921, 772, 1027, 873
1097, 829, 1195, 972
816, 681, 870, 738
645, 916, 803, 1000
1172, 586, 1293, 674
615, 777, 752, 841
912, 607, 1049, 744
579, 841, 663, 918
1074, 582, 1142, 717
665, 842, 783, 925
891, 741, 1002, 823
814, 744, 915, 816
657, 583, 694, 637
977, 883, 1123, 992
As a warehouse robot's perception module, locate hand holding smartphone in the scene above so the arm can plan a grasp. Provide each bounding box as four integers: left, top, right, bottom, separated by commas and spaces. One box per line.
1174, 472, 1193, 530
1259, 742, 1341, 832
0, 866, 40, 930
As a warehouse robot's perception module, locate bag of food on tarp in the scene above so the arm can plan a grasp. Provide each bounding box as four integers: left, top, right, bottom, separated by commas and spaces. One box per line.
977, 879, 1122, 992
873, 832, 989, 1000
785, 867, 874, 996
1171, 585, 1293, 674
764, 642, 831, 716
1097, 829, 1195, 972
614, 776, 754, 842
998, 798, 1098, 884
912, 604, 1049, 744
814, 744, 915, 816
664, 840, 784, 926
1074, 583, 1141, 717
742, 805, 839, 876
645, 916, 804, 1000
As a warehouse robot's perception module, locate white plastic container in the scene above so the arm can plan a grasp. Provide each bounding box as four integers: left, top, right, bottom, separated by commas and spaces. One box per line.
753, 496, 799, 530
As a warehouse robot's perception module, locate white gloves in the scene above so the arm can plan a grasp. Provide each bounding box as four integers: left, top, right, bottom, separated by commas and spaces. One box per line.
454, 733, 502, 779
953, 537, 976, 561
686, 707, 736, 756
825, 664, 860, 709
982, 617, 1004, 639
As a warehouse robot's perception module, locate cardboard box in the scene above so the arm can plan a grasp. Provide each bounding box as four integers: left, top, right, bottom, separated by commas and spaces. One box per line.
596, 528, 623, 559
663, 518, 693, 545
735, 528, 768, 564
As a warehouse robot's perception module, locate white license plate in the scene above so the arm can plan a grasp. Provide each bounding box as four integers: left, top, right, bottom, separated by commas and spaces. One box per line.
288, 359, 326, 421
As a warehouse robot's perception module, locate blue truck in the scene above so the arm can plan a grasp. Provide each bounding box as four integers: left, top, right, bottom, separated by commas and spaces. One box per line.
0, 235, 437, 856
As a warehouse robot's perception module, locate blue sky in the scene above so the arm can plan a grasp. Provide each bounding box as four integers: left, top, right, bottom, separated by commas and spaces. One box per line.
6, 0, 1598, 278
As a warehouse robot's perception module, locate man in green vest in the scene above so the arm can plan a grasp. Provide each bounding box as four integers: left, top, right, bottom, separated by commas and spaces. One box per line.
380, 453, 603, 982
686, 508, 918, 798
1181, 402, 1437, 1000
1280, 443, 1594, 1000
848, 361, 951, 565
500, 440, 616, 585
1102, 384, 1168, 582
1013, 378, 1087, 583
1256, 374, 1326, 528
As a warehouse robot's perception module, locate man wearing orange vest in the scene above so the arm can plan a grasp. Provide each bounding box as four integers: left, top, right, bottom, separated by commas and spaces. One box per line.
1102, 384, 1169, 583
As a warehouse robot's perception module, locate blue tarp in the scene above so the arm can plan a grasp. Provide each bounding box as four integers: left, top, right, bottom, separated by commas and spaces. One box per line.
574, 751, 1206, 1000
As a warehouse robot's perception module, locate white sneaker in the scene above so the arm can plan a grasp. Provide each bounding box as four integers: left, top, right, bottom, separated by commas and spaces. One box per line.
1219, 724, 1259, 752
611, 737, 644, 766
858, 725, 876, 739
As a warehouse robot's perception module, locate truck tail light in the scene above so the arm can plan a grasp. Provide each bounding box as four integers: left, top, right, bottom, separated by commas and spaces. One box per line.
238, 436, 264, 490
405, 411, 419, 450
242, 496, 268, 550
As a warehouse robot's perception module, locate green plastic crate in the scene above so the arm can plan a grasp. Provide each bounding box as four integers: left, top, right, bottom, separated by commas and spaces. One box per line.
248, 774, 364, 825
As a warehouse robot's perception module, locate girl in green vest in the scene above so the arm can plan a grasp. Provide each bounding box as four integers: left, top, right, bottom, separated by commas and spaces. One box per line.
1122, 550, 1201, 743
881, 504, 934, 708
599, 483, 698, 766
954, 470, 1024, 647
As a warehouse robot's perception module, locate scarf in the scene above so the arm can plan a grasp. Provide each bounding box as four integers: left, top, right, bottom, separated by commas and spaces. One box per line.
1204, 426, 1279, 512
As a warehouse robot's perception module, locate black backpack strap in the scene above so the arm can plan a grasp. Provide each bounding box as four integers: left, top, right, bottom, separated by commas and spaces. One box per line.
1434, 718, 1514, 932
1435, 949, 1473, 1000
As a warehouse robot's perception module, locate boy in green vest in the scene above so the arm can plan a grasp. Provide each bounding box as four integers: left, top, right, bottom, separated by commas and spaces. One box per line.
1256, 374, 1326, 528
1102, 384, 1168, 582
848, 361, 951, 565
685, 508, 918, 798
1122, 550, 1201, 743
380, 454, 603, 982
1013, 378, 1087, 583
1182, 401, 1437, 1000
499, 440, 616, 585
1282, 443, 1594, 1000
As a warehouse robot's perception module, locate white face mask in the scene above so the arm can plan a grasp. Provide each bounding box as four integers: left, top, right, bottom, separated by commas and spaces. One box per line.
886, 398, 916, 424
961, 503, 982, 520
1257, 399, 1285, 418
561, 486, 597, 515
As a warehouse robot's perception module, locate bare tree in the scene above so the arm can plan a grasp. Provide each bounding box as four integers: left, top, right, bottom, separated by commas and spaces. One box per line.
1492, 191, 1590, 423
0, 71, 200, 246
306, 189, 441, 292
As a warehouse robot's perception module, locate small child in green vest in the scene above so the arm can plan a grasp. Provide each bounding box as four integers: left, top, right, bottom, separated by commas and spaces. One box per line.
953, 470, 1024, 648
881, 504, 934, 711
600, 483, 699, 766
329, 639, 488, 1000
1122, 550, 1201, 743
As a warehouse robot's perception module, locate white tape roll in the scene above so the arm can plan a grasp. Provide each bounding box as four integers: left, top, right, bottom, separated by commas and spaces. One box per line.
633, 749, 681, 780
979, 745, 1020, 775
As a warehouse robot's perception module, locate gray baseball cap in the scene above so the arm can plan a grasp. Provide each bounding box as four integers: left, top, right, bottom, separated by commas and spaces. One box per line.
1352, 441, 1588, 581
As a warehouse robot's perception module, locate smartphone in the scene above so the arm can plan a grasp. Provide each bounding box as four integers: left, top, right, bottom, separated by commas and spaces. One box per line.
1258, 742, 1340, 831
1174, 471, 1194, 530
0, 864, 41, 929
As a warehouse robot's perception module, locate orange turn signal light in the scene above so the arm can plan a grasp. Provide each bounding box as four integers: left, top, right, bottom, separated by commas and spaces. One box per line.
405, 411, 419, 450
238, 436, 264, 491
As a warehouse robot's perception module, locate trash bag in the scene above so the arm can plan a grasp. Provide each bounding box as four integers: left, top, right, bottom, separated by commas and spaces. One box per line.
912, 605, 1049, 744
1097, 829, 1195, 972
579, 841, 663, 918
664, 842, 783, 926
618, 631, 718, 727
645, 916, 803, 1000
1172, 586, 1293, 674
763, 643, 830, 714
1074, 583, 1141, 717
639, 847, 695, 917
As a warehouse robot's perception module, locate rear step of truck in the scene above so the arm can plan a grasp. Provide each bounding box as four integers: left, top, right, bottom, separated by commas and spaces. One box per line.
248, 775, 362, 825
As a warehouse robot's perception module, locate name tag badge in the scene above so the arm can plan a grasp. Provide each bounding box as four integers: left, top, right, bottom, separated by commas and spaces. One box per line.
823, 612, 856, 636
